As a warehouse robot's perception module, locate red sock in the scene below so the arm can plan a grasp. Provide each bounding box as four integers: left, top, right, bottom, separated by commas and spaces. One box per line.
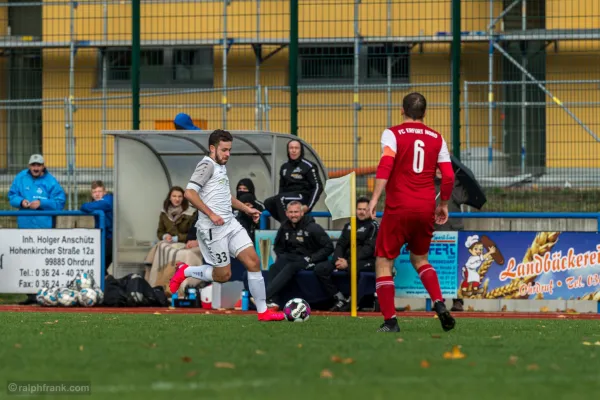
417, 264, 443, 303
376, 276, 396, 320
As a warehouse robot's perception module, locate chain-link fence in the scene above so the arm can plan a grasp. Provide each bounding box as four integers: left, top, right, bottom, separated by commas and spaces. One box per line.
0, 0, 599, 217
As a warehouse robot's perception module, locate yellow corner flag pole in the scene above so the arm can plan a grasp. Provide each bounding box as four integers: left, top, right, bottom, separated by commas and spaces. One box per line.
349, 172, 357, 317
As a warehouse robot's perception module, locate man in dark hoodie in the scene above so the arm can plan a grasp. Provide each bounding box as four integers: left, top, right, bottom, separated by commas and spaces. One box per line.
266, 201, 333, 307
264, 139, 323, 223
314, 196, 379, 311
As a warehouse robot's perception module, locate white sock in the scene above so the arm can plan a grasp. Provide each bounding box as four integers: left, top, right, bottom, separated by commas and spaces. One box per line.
184, 265, 214, 282
247, 271, 267, 313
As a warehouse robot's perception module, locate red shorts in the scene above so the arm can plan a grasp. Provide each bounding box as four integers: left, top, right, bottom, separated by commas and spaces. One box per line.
375, 211, 434, 259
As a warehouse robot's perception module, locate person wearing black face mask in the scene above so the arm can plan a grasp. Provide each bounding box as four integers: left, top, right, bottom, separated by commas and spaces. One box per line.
264, 140, 323, 223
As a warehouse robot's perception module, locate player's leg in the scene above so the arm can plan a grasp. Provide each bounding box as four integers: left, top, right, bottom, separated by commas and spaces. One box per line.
408, 216, 455, 332
374, 215, 403, 332
169, 227, 228, 294
229, 224, 284, 321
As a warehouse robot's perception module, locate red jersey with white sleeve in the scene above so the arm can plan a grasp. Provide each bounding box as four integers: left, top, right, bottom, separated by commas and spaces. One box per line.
375, 122, 455, 214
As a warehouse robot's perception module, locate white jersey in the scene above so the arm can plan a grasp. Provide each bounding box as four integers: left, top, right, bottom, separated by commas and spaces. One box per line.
186, 156, 233, 229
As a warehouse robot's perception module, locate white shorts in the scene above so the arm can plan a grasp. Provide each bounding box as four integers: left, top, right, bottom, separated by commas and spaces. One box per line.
196, 218, 253, 267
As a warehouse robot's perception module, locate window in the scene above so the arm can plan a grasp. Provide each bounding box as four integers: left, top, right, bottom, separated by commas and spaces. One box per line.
100, 47, 214, 88
298, 44, 410, 85
366, 44, 409, 83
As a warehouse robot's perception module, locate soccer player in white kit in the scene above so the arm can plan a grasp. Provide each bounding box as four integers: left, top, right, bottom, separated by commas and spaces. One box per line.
169, 129, 285, 321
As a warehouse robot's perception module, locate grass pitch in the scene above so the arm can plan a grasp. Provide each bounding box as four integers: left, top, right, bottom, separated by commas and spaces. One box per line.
0, 312, 599, 399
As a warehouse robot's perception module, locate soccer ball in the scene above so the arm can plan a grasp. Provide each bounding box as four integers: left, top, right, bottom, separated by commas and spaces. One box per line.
75, 272, 95, 290
283, 298, 311, 322
78, 288, 98, 307
57, 288, 79, 307
37, 287, 58, 307
94, 288, 104, 305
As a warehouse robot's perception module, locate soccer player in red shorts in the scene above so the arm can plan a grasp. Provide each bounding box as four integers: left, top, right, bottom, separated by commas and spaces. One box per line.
367, 92, 456, 333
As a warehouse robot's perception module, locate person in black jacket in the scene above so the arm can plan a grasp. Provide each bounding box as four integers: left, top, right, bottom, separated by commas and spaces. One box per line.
264, 139, 323, 222
235, 192, 263, 243
314, 197, 379, 311
266, 201, 333, 307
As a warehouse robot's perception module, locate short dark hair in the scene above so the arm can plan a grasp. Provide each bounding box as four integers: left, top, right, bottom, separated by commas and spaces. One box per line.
356, 196, 370, 206
91, 180, 105, 190
208, 129, 233, 149
402, 92, 427, 120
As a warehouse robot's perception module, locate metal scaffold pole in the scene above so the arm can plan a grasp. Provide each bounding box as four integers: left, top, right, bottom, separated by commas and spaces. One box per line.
255, 0, 262, 130
68, 0, 77, 209
289, 0, 298, 136
353, 0, 361, 170
132, 0, 141, 130
102, 0, 108, 175
451, 0, 461, 159
386, 0, 392, 127
521, 0, 527, 173
487, 0, 494, 165
222, 0, 230, 129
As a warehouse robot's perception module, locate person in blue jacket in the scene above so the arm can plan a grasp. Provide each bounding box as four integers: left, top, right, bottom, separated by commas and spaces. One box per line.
80, 180, 113, 276
8, 154, 66, 304
8, 154, 66, 229
173, 113, 201, 130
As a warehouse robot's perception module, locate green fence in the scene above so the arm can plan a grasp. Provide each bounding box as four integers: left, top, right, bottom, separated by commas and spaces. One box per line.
0, 0, 598, 217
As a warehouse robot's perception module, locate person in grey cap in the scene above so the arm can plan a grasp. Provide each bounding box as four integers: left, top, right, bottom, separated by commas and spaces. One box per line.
7, 154, 66, 304
8, 154, 66, 229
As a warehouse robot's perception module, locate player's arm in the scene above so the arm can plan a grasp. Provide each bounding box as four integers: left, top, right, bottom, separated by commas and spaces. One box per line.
184, 161, 220, 222
436, 138, 455, 204
369, 129, 396, 218
434, 138, 455, 225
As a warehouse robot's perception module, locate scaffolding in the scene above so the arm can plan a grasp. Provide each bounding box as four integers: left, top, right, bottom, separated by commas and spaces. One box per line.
0, 0, 599, 211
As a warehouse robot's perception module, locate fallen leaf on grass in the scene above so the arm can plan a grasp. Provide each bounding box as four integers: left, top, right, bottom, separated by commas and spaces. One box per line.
320, 369, 333, 378
297, 344, 303, 348
443, 345, 466, 360
147, 343, 157, 348
214, 362, 235, 369
104, 317, 117, 320
153, 312, 162, 315
181, 356, 193, 363
186, 371, 197, 378
255, 350, 265, 355
14, 344, 22, 349
431, 334, 441, 339
39, 332, 43, 335
595, 341, 600, 346
468, 362, 477, 367
420, 360, 430, 368
540, 306, 550, 312
582, 341, 592, 346
44, 320, 59, 325
550, 364, 560, 371
396, 338, 404, 343
342, 358, 355, 364
508, 355, 519, 365
79, 345, 84, 351
491, 335, 502, 339
433, 314, 438, 319
330, 355, 342, 363
527, 364, 539, 371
